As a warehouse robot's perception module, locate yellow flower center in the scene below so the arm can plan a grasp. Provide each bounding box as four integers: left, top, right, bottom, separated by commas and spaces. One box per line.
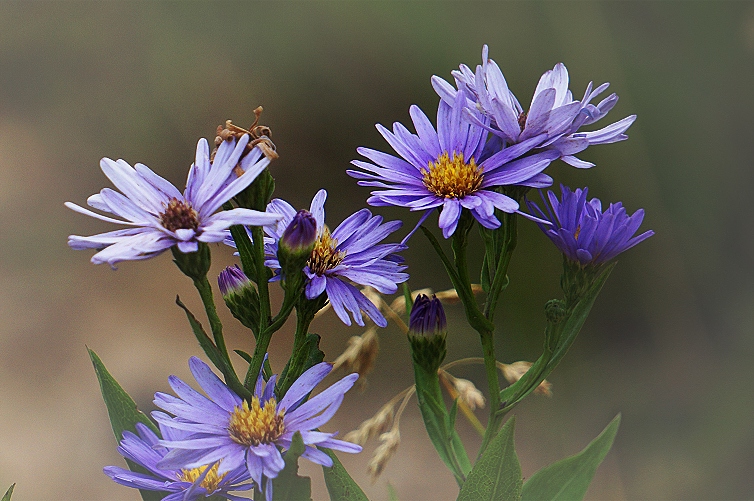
227, 396, 286, 446
178, 463, 227, 493
159, 198, 199, 232
421, 152, 484, 199
574, 225, 581, 240
307, 226, 346, 276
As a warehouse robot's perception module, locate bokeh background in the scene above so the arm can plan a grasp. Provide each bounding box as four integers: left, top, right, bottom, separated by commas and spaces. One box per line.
0, 1, 751, 499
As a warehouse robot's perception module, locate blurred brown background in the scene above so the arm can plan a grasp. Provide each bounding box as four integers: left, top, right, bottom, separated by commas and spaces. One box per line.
0, 1, 752, 500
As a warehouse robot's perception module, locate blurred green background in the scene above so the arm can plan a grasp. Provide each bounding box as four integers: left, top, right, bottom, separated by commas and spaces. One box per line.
0, 1, 751, 499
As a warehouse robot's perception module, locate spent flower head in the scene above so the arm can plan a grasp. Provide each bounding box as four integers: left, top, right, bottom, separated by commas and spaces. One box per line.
153, 356, 361, 501
103, 422, 253, 501
66, 135, 280, 267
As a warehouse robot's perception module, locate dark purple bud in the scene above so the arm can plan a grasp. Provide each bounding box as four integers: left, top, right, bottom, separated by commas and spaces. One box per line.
280, 210, 317, 256
409, 294, 447, 336
218, 265, 251, 297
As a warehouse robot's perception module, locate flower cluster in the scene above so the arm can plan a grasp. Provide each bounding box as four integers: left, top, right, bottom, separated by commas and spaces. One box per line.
68, 43, 654, 501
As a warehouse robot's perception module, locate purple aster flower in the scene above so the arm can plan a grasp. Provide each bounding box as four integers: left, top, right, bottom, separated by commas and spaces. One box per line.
218, 265, 252, 298
348, 89, 559, 239
235, 189, 408, 327
152, 356, 362, 501
66, 134, 281, 267
104, 421, 253, 501
432, 45, 636, 168
526, 185, 654, 266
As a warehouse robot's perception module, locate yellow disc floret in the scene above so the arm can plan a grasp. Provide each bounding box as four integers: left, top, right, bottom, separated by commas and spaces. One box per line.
227, 396, 286, 446
421, 152, 484, 199
307, 226, 346, 276
178, 462, 227, 492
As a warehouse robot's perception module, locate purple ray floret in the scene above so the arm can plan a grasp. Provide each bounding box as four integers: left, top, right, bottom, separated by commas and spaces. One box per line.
104, 421, 253, 501
526, 185, 654, 266
432, 45, 636, 168
230, 189, 408, 327
153, 356, 362, 501
66, 135, 281, 267
349, 88, 559, 239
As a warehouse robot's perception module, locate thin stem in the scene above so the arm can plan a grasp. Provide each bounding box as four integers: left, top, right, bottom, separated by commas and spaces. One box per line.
193, 276, 231, 365
244, 328, 273, 389
483, 212, 518, 321
251, 225, 272, 332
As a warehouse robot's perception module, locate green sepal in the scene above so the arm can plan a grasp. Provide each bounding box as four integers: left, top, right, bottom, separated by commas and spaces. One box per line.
88, 349, 163, 501
276, 333, 325, 398
457, 417, 522, 501
321, 448, 370, 501
521, 414, 621, 501
271, 431, 312, 501
499, 264, 614, 414
171, 243, 211, 282
2, 484, 15, 501
175, 297, 251, 401
409, 333, 470, 485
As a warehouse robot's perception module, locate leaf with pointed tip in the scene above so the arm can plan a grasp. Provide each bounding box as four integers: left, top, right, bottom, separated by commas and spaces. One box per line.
457, 417, 522, 501
521, 414, 621, 501
88, 348, 163, 501
272, 431, 312, 501
322, 448, 369, 501
2, 484, 15, 501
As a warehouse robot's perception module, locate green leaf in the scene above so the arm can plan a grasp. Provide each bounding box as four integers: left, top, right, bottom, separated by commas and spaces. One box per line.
322, 448, 370, 501
88, 349, 163, 501
271, 431, 312, 501
2, 484, 15, 501
521, 414, 621, 501
457, 417, 522, 501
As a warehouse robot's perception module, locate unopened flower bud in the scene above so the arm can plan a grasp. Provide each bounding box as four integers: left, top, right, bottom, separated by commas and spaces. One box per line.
218, 265, 251, 297
218, 266, 260, 331
408, 294, 447, 372
277, 210, 317, 278
409, 294, 447, 336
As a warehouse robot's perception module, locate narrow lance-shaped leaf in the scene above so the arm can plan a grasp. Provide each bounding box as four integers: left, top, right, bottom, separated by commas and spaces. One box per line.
2, 484, 15, 501
322, 448, 370, 501
457, 416, 522, 501
88, 348, 163, 501
521, 414, 621, 501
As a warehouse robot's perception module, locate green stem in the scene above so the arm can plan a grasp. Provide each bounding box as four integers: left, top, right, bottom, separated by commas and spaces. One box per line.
244, 327, 273, 389
251, 225, 272, 332
193, 276, 231, 366
483, 212, 518, 321
276, 306, 315, 397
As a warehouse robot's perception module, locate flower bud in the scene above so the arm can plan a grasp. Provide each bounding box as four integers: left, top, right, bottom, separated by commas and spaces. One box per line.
218, 266, 260, 332
409, 294, 447, 336
408, 294, 447, 373
277, 210, 317, 278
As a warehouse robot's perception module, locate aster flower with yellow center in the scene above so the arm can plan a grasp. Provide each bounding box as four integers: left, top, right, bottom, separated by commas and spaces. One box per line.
66, 134, 281, 267
227, 189, 409, 327
349, 89, 560, 238
153, 356, 361, 501
104, 422, 253, 501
